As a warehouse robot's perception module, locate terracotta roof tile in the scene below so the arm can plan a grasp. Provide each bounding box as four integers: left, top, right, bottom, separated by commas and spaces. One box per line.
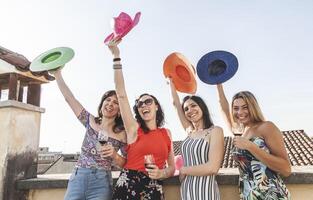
173, 130, 313, 168
0, 46, 54, 81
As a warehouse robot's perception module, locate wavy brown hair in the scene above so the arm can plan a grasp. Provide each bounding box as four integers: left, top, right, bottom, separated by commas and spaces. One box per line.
94, 90, 124, 133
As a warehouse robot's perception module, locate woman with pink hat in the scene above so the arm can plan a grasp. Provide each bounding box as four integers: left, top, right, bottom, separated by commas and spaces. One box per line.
167, 76, 224, 200
107, 40, 175, 200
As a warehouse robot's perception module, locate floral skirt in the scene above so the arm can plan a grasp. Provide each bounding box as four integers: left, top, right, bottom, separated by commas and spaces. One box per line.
112, 168, 165, 200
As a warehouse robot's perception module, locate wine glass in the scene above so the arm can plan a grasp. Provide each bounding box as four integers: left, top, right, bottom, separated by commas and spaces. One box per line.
144, 154, 155, 170
98, 130, 109, 145
232, 123, 244, 155
144, 154, 157, 187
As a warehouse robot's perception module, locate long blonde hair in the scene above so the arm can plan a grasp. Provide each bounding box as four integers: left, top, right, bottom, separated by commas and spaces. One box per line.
231, 91, 265, 125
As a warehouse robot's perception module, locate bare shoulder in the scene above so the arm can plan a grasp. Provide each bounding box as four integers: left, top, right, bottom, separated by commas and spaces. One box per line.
115, 130, 127, 143
257, 121, 281, 138
205, 126, 223, 142
258, 121, 276, 129
120, 130, 128, 143
211, 126, 224, 136
204, 126, 223, 144
88, 115, 97, 129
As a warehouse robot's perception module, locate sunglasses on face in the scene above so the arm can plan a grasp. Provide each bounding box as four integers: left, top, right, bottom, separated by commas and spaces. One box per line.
136, 98, 154, 108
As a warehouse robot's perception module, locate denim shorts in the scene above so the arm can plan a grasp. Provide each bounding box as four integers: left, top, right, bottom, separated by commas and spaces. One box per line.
64, 167, 113, 200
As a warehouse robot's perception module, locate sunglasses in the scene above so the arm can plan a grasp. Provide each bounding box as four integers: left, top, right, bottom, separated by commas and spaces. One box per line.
136, 98, 154, 108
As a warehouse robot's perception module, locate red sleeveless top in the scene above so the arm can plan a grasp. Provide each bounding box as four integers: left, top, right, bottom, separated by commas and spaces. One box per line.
124, 127, 171, 172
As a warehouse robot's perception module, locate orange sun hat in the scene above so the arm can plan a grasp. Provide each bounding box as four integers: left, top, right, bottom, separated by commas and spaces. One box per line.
163, 52, 197, 94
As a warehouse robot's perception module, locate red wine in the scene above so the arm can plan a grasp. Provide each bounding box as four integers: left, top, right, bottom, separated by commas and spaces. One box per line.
99, 140, 107, 145
145, 163, 154, 170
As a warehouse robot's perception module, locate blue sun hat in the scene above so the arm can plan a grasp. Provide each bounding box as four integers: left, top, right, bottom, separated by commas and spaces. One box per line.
196, 51, 238, 85
30, 47, 74, 72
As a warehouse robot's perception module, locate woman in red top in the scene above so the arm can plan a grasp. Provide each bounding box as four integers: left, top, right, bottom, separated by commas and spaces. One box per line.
107, 40, 175, 199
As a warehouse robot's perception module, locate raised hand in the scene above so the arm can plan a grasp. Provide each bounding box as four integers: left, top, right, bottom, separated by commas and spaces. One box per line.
107, 39, 121, 58
48, 67, 62, 78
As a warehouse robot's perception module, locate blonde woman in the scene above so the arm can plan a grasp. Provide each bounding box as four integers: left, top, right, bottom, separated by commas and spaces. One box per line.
217, 84, 291, 200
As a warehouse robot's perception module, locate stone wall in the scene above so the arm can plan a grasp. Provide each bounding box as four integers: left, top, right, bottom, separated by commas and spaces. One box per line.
0, 100, 44, 200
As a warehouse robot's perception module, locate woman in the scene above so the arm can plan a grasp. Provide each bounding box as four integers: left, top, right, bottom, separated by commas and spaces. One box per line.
53, 69, 127, 200
107, 41, 175, 200
168, 79, 224, 200
217, 84, 291, 200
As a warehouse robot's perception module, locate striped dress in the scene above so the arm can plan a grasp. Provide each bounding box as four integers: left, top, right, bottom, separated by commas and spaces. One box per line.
180, 132, 220, 200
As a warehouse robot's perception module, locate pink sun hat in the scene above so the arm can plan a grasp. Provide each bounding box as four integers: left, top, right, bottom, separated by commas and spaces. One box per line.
104, 12, 141, 44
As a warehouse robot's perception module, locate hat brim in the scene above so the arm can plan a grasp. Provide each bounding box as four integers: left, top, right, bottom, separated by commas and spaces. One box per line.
30, 47, 74, 72
163, 52, 197, 94
196, 51, 238, 85
104, 12, 141, 44
104, 27, 132, 44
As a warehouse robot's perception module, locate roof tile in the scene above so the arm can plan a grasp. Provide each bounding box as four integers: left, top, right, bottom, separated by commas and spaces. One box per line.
173, 130, 313, 168
0, 46, 54, 81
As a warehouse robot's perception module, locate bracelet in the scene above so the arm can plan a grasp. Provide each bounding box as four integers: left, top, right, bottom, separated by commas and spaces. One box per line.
113, 58, 121, 62
113, 64, 122, 69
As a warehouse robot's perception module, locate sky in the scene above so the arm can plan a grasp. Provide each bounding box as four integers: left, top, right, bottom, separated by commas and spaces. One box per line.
1, 0, 313, 153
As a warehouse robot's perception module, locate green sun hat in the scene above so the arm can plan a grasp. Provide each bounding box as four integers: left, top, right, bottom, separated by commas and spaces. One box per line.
30, 47, 74, 72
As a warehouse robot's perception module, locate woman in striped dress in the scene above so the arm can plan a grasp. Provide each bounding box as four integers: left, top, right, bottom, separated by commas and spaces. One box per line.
168, 79, 224, 200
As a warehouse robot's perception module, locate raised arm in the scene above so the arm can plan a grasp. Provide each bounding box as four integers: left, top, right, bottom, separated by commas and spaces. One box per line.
108, 41, 138, 144
168, 78, 191, 130
53, 70, 84, 117
216, 84, 232, 131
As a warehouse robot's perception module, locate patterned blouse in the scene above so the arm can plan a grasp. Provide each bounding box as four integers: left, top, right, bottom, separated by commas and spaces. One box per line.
76, 109, 127, 170
233, 137, 290, 200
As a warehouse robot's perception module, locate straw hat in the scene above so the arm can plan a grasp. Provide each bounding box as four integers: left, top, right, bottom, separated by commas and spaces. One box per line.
30, 47, 74, 72
163, 52, 197, 94
196, 50, 238, 85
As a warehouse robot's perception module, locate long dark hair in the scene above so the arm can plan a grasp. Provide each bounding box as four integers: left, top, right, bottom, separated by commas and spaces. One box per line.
182, 95, 214, 129
133, 93, 165, 133
94, 90, 124, 133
